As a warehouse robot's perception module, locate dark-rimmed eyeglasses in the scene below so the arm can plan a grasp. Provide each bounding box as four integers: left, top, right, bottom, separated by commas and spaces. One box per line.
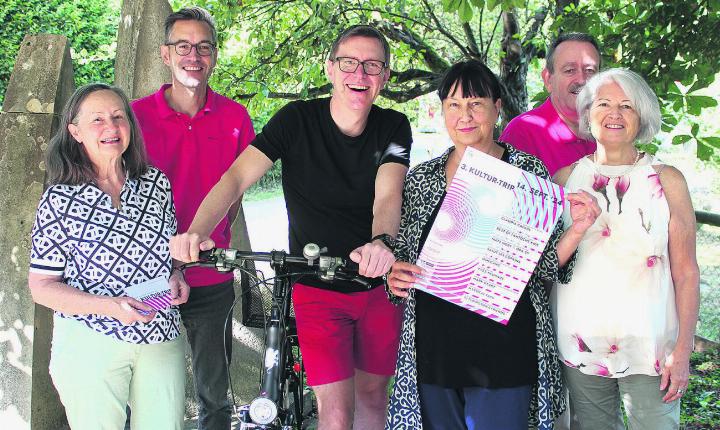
334, 57, 386, 76
165, 41, 216, 57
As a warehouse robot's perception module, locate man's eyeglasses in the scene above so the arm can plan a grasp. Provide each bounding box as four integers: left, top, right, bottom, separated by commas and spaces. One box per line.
165, 41, 216, 57
334, 57, 386, 76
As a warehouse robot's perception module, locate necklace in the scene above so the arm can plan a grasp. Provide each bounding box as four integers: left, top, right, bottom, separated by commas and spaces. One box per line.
593, 150, 642, 179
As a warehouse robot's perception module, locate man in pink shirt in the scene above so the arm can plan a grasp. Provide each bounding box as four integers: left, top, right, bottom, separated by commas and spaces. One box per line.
501, 33, 602, 430
500, 33, 601, 176
131, 7, 254, 430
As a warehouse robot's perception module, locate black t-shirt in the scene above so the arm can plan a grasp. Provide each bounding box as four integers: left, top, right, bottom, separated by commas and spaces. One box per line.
252, 98, 412, 292
415, 149, 538, 388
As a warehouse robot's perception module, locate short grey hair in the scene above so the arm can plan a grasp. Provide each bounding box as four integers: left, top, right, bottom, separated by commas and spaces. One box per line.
546, 32, 600, 74
328, 25, 391, 66
576, 68, 661, 143
165, 7, 217, 45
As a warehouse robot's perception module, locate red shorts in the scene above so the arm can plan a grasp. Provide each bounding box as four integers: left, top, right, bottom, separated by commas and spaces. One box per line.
292, 283, 402, 386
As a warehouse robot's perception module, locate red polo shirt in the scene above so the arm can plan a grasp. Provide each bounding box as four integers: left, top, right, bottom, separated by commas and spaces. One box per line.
500, 98, 596, 176
132, 84, 255, 287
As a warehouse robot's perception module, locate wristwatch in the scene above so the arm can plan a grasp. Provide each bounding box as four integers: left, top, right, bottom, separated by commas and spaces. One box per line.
371, 233, 396, 250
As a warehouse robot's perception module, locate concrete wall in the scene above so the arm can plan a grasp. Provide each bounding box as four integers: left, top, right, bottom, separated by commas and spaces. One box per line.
0, 34, 74, 430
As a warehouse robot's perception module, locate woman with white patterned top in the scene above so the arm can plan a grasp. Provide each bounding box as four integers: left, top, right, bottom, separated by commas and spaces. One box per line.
28, 83, 189, 430
552, 68, 700, 430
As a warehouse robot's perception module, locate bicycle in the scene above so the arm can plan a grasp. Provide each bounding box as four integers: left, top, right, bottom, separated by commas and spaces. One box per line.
181, 243, 368, 430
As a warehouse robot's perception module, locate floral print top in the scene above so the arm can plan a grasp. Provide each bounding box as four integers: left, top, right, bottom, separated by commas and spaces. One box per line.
552, 154, 677, 378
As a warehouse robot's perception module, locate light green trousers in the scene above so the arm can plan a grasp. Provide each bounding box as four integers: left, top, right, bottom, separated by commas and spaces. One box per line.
49, 315, 186, 430
563, 364, 680, 430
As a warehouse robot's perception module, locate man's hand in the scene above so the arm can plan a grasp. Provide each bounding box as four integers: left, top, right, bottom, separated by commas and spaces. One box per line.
170, 233, 215, 263
169, 269, 190, 306
386, 261, 423, 298
349, 239, 396, 278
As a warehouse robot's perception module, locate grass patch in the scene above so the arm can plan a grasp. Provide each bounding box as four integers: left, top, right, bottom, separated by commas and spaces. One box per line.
682, 348, 720, 429
244, 186, 283, 202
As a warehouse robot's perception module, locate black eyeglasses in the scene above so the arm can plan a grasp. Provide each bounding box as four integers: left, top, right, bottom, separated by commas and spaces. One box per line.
165, 41, 216, 57
334, 57, 386, 76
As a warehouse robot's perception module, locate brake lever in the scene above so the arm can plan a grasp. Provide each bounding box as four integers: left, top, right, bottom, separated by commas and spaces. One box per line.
335, 272, 372, 289
181, 248, 234, 272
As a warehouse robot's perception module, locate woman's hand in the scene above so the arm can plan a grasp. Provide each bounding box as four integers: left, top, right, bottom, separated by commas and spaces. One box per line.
386, 261, 423, 298
105, 297, 156, 325
169, 269, 190, 306
566, 190, 601, 235
660, 348, 691, 403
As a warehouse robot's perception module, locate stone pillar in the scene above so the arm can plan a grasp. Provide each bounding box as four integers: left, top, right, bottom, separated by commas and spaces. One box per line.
114, 0, 172, 99
0, 34, 74, 430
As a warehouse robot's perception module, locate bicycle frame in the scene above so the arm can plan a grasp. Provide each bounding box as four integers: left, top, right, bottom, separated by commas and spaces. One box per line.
183, 245, 361, 430
240, 252, 303, 429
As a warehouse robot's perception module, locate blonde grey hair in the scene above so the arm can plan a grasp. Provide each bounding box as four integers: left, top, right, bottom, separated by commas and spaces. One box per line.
165, 6, 217, 45
576, 68, 661, 143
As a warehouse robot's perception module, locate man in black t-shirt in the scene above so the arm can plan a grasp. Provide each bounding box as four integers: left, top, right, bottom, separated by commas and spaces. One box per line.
171, 25, 412, 430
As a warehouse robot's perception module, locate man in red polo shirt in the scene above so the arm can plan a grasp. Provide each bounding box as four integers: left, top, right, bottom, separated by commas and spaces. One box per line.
131, 7, 255, 430
500, 33, 600, 176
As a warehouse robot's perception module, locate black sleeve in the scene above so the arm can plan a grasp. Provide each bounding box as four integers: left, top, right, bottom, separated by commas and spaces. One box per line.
250, 102, 298, 162
379, 113, 412, 167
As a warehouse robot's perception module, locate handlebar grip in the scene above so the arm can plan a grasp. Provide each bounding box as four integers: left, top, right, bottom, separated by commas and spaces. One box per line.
343, 260, 360, 273
199, 249, 215, 261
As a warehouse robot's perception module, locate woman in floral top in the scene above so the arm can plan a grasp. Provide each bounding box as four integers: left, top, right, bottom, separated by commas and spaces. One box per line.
384, 60, 600, 430
552, 68, 700, 429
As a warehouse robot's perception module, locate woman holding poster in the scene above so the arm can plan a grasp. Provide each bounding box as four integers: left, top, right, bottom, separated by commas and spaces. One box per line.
385, 60, 599, 430
552, 68, 699, 429
26, 84, 189, 429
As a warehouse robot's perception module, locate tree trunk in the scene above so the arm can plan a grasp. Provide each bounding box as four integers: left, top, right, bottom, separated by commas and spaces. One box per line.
499, 10, 529, 126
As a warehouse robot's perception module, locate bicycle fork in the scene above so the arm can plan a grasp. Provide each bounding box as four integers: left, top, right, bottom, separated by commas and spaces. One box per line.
238, 306, 286, 429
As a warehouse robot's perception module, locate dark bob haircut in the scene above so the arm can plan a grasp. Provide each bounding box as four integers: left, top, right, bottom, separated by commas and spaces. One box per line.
45, 83, 148, 186
437, 60, 502, 102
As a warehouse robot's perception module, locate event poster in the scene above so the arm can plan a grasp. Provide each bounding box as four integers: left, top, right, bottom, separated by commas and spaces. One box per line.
125, 277, 172, 312
414, 147, 565, 325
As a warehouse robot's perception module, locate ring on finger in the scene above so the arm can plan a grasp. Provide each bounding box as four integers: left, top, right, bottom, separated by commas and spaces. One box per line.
677, 388, 684, 394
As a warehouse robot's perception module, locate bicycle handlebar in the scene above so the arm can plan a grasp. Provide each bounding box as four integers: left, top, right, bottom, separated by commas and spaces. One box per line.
180, 243, 368, 288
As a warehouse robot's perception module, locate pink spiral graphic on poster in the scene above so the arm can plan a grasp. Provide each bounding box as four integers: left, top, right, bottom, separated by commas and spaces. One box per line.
416, 260, 477, 300
512, 172, 565, 233
434, 178, 476, 243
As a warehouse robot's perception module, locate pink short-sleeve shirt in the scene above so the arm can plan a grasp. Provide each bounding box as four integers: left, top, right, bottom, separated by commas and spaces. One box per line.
500, 98, 596, 176
132, 84, 255, 287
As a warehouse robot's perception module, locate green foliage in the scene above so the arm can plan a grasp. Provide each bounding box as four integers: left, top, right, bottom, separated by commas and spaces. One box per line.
682, 348, 720, 428
0, 0, 120, 107
553, 0, 720, 161
3, 0, 716, 166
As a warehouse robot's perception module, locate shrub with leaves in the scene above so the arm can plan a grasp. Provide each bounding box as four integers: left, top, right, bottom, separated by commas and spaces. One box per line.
0, 0, 120, 106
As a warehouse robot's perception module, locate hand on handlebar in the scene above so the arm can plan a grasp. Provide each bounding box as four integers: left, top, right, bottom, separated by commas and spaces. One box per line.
170, 233, 216, 263
349, 239, 395, 278
386, 261, 423, 298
